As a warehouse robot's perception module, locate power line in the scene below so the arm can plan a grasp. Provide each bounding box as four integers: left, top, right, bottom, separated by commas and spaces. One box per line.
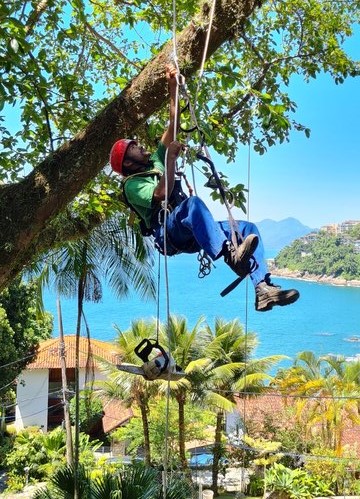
0, 352, 36, 370
2, 389, 63, 409
0, 378, 18, 392
5, 401, 63, 421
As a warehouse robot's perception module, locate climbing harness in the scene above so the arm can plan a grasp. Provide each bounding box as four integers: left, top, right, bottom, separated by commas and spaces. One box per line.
121, 169, 189, 237
116, 338, 185, 381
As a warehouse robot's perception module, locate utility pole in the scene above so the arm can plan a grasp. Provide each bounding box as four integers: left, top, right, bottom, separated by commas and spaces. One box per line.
57, 296, 74, 467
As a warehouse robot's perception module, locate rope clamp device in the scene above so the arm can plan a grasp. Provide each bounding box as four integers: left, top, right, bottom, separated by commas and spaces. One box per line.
196, 153, 235, 209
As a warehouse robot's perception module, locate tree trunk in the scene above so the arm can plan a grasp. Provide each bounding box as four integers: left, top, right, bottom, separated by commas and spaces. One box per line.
0, 0, 263, 291
177, 391, 188, 470
212, 411, 224, 496
57, 297, 74, 467
139, 398, 151, 466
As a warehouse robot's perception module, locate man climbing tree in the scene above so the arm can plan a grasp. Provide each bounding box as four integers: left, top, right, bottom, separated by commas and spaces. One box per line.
110, 65, 300, 312
0, 0, 358, 290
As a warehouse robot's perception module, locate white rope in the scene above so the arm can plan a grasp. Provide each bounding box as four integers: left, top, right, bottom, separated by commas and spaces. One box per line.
162, 4, 184, 491
160, 0, 235, 487
177, 0, 240, 244
194, 0, 217, 109
176, 77, 240, 243
242, 141, 252, 472
162, 149, 171, 499
171, 0, 180, 74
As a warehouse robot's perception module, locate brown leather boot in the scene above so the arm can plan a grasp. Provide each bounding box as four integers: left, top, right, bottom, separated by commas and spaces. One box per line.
255, 281, 300, 311
223, 234, 258, 277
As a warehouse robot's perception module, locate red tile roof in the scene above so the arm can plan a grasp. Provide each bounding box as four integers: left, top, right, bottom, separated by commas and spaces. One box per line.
235, 392, 360, 457
26, 335, 121, 369
102, 399, 133, 433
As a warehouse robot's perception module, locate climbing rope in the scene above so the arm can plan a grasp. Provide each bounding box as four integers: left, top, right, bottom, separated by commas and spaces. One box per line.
242, 140, 252, 474
161, 0, 248, 490
176, 75, 242, 249
193, 0, 217, 109
160, 3, 184, 490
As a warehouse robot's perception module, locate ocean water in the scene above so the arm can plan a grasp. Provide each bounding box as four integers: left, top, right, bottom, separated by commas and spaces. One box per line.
43, 252, 360, 369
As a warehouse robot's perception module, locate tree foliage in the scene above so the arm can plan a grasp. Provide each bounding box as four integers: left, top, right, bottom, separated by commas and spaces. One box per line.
5, 427, 102, 486
112, 399, 215, 465
69, 391, 103, 435
275, 233, 360, 279
0, 278, 53, 399
32, 462, 193, 499
348, 223, 360, 240
0, 0, 359, 289
273, 351, 360, 456
1, 0, 359, 173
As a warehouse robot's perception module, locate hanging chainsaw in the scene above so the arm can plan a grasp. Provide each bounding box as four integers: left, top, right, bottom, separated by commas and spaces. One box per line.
116, 338, 186, 381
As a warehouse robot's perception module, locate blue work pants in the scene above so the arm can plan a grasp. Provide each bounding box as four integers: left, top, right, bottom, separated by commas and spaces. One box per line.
154, 196, 268, 287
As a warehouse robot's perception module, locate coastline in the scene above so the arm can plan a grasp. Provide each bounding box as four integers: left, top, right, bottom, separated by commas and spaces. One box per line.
269, 264, 360, 288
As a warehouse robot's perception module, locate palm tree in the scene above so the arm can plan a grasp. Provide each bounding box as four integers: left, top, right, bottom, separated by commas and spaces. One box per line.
33, 461, 193, 499
156, 314, 208, 469
326, 358, 360, 454
274, 351, 360, 455
36, 215, 155, 302
197, 318, 284, 495
31, 215, 156, 496
97, 318, 160, 466
37, 427, 68, 477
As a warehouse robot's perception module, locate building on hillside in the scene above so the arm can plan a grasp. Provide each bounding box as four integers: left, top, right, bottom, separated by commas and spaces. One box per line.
353, 240, 360, 254
338, 220, 360, 234
301, 232, 318, 243
15, 335, 132, 433
320, 223, 338, 235
320, 220, 360, 236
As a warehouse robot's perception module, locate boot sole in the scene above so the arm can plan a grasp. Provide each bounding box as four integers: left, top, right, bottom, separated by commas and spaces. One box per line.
224, 235, 259, 277
256, 290, 300, 312
237, 235, 259, 278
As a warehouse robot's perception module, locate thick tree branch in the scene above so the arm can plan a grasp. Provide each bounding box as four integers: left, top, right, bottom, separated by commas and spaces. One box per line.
25, 0, 49, 35
0, 0, 264, 290
84, 21, 141, 70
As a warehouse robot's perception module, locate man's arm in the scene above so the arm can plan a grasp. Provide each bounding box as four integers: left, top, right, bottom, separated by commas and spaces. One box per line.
152, 140, 183, 204
160, 64, 179, 148
152, 64, 182, 204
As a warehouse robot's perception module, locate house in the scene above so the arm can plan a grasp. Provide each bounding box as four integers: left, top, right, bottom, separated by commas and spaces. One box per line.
15, 335, 133, 433
235, 391, 360, 457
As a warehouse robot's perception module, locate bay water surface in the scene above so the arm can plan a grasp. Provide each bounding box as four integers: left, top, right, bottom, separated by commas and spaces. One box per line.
43, 252, 360, 369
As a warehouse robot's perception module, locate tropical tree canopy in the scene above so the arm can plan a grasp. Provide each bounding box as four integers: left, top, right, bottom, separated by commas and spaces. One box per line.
273, 351, 360, 455
0, 278, 53, 399
0, 0, 359, 289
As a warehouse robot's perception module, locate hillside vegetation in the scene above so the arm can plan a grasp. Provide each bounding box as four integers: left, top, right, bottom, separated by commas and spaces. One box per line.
275, 225, 360, 280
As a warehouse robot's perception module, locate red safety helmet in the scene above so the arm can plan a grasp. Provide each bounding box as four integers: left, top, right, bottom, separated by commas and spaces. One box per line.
110, 139, 137, 175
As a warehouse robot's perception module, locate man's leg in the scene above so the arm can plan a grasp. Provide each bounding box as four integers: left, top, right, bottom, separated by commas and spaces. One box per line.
218, 219, 300, 311
217, 220, 266, 284
168, 196, 226, 258
155, 197, 257, 276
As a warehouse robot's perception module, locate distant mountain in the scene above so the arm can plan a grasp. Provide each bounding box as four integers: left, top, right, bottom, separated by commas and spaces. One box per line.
256, 217, 315, 253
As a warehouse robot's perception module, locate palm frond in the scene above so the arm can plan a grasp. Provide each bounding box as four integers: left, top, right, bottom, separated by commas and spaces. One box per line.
200, 390, 236, 412
234, 372, 273, 392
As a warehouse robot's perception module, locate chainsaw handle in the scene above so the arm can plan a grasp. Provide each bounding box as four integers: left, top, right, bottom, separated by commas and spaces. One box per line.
134, 339, 169, 373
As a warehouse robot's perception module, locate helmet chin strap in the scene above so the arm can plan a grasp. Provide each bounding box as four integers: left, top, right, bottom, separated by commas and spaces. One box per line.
123, 160, 148, 175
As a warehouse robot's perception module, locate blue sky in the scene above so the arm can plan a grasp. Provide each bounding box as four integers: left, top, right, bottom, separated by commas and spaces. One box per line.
200, 37, 360, 229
